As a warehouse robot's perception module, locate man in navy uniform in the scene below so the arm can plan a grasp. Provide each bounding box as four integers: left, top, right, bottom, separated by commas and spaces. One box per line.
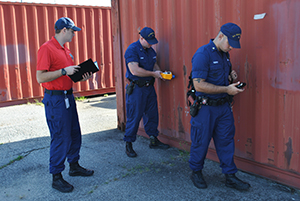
123, 27, 170, 157
189, 23, 250, 190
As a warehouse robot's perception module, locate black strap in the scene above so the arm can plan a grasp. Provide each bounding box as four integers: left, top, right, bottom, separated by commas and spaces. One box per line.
45, 88, 73, 95
197, 95, 233, 106
129, 78, 155, 87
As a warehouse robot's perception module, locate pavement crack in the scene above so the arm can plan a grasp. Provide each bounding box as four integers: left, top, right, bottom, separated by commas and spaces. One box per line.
0, 146, 49, 170
20, 146, 50, 157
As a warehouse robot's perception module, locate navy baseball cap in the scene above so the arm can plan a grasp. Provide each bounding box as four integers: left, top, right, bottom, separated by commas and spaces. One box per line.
55, 17, 81, 31
220, 23, 241, 48
139, 27, 158, 45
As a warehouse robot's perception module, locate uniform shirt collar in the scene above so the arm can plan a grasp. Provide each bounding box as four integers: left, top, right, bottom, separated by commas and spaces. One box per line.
209, 39, 218, 52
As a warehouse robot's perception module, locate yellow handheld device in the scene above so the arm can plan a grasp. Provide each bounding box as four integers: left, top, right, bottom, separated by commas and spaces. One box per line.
161, 71, 175, 80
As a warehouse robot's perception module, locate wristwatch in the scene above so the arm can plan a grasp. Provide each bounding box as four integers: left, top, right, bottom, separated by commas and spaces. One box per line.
61, 68, 67, 76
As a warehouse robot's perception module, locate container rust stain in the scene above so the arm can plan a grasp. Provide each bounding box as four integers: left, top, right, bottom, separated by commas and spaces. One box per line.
284, 137, 293, 169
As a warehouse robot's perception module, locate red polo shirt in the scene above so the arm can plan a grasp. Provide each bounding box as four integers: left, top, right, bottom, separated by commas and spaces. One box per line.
37, 36, 74, 90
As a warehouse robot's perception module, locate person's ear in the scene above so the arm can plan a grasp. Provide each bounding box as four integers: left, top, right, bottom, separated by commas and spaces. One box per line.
219, 33, 224, 39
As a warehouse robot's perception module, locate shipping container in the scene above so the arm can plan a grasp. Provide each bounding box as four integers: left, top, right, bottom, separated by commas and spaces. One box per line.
112, 0, 300, 189
0, 2, 115, 107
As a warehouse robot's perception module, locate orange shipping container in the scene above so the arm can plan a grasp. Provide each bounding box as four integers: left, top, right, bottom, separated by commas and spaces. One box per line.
112, 0, 300, 189
0, 2, 115, 107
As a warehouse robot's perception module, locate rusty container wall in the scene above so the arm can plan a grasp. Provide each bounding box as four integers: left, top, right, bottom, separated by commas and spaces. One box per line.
0, 2, 115, 107
112, 0, 300, 189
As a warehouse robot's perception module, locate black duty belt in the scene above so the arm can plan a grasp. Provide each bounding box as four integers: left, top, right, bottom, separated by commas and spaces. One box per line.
45, 88, 73, 95
197, 95, 233, 106
129, 78, 155, 87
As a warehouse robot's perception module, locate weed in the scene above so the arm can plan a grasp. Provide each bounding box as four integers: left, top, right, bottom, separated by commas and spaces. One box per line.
104, 94, 108, 97
15, 155, 24, 161
179, 141, 189, 152
34, 99, 43, 106
135, 165, 142, 170
178, 150, 190, 162
122, 173, 130, 178
75, 96, 86, 101
0, 155, 24, 169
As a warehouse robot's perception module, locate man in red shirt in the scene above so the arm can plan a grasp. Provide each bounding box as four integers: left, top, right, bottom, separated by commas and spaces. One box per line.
36, 17, 93, 193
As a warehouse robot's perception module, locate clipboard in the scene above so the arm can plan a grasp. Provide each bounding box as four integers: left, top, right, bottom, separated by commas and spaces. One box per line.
68, 58, 99, 83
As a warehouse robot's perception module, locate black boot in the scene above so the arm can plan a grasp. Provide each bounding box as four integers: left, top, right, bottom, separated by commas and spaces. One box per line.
69, 161, 94, 177
190, 170, 207, 189
225, 173, 250, 190
52, 173, 74, 193
126, 142, 137, 157
149, 136, 170, 149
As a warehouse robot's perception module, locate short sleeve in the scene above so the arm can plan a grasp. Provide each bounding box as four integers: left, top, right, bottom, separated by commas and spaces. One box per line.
191, 52, 209, 80
37, 45, 51, 71
124, 46, 139, 64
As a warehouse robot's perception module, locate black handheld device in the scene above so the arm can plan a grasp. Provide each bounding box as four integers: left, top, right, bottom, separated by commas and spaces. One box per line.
236, 82, 246, 89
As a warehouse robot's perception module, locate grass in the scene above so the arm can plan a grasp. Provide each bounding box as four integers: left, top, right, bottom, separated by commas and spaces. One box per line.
75, 96, 87, 101
87, 185, 98, 194
105, 160, 178, 185
26, 99, 43, 106
0, 155, 24, 169
179, 150, 190, 162
34, 99, 43, 106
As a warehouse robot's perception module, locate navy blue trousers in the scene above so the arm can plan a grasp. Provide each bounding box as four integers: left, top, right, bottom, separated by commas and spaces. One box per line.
43, 92, 81, 174
189, 103, 237, 174
124, 84, 159, 142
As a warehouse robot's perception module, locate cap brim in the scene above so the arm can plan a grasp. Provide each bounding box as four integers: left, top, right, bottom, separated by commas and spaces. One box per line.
147, 38, 158, 45
228, 39, 240, 48
72, 26, 81, 31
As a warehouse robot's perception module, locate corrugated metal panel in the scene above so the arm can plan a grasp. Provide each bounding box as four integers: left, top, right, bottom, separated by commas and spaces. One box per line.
0, 2, 115, 107
112, 0, 300, 189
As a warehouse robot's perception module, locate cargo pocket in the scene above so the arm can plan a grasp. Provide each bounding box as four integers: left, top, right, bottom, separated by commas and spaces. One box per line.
190, 124, 204, 145
45, 98, 64, 138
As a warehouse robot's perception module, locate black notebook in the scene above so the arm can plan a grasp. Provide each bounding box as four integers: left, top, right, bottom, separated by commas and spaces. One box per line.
69, 58, 99, 83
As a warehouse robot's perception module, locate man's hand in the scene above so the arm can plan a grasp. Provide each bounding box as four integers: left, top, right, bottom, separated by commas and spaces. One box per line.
226, 82, 244, 96
228, 70, 238, 83
36, 65, 81, 84
64, 65, 81, 75
81, 72, 93, 81
153, 70, 163, 80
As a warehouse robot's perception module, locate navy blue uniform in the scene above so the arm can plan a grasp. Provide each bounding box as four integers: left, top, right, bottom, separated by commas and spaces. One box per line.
189, 39, 237, 174
37, 37, 82, 175
123, 40, 159, 142
42, 92, 81, 174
